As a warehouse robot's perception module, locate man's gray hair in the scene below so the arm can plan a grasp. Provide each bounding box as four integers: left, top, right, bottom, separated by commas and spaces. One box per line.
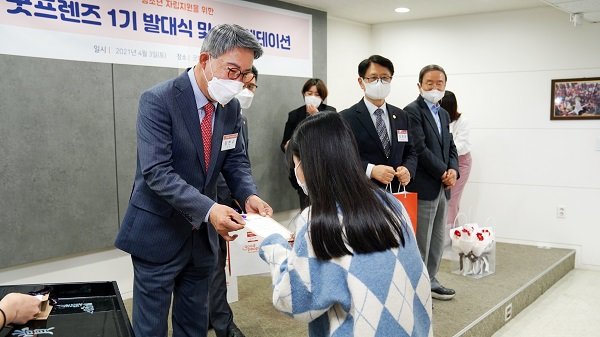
201, 24, 263, 59
418, 64, 447, 84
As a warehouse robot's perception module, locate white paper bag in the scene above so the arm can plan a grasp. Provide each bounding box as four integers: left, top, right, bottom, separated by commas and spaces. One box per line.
227, 215, 291, 277
226, 272, 238, 303
227, 227, 270, 277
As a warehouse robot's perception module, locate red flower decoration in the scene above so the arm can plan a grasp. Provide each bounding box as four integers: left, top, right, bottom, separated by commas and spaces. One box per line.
454, 230, 461, 237
477, 233, 484, 241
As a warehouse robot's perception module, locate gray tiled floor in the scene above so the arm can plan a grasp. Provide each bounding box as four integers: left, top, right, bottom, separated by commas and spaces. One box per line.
122, 208, 595, 337
492, 269, 600, 337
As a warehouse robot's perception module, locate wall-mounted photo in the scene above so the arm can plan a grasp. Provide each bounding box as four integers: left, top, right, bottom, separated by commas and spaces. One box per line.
551, 77, 600, 120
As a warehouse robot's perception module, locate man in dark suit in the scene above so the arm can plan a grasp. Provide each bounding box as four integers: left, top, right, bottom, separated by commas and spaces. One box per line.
115, 24, 272, 337
209, 66, 258, 337
404, 64, 459, 301
341, 55, 417, 192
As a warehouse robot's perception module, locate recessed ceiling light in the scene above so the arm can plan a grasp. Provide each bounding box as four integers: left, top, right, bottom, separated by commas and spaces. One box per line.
395, 7, 410, 13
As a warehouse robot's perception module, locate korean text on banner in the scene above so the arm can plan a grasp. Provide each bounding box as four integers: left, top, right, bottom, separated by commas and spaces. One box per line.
0, 0, 312, 76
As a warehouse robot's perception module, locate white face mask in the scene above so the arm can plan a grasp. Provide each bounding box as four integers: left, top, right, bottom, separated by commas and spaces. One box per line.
294, 161, 308, 196
304, 95, 322, 108
420, 89, 445, 104
236, 88, 254, 110
364, 80, 391, 100
203, 56, 244, 106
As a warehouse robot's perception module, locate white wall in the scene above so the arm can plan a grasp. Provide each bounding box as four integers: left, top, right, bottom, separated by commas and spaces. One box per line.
329, 7, 600, 268
0, 250, 134, 299
326, 16, 371, 109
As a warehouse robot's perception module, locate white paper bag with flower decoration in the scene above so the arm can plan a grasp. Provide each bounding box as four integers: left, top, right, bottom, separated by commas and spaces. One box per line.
449, 223, 495, 278
228, 215, 293, 277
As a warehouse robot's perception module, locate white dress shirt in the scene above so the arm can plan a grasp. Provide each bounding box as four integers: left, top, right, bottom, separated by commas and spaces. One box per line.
363, 98, 391, 179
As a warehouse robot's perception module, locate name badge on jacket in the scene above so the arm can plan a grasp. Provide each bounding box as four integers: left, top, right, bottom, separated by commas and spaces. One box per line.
397, 130, 408, 142
221, 133, 238, 151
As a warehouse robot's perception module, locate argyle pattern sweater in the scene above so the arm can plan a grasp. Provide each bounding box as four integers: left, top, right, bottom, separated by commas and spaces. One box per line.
259, 198, 433, 337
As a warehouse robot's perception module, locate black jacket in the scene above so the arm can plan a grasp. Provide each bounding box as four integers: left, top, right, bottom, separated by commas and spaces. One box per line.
280, 103, 337, 152
341, 99, 417, 192
404, 96, 459, 200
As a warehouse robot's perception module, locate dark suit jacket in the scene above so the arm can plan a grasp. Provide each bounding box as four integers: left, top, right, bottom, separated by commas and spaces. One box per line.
280, 103, 337, 153
115, 70, 257, 264
216, 113, 249, 209
340, 99, 417, 191
404, 95, 459, 201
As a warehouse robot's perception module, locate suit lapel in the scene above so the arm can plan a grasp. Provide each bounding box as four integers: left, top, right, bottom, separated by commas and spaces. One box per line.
241, 115, 249, 147
439, 107, 450, 161
355, 100, 386, 157
418, 98, 443, 146
241, 114, 249, 160
387, 104, 399, 155
174, 72, 206, 172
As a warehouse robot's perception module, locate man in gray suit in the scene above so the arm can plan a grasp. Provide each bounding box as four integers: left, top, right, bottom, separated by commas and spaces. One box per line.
115, 24, 272, 337
209, 66, 258, 337
404, 64, 459, 301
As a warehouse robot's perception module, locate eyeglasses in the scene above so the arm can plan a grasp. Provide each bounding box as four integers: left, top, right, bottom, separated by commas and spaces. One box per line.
227, 67, 255, 83
363, 76, 393, 84
244, 83, 258, 92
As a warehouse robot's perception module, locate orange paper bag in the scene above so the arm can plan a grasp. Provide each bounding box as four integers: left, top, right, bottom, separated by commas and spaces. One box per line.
391, 187, 418, 234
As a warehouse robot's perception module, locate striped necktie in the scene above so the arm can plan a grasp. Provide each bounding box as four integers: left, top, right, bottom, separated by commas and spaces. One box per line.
375, 108, 391, 158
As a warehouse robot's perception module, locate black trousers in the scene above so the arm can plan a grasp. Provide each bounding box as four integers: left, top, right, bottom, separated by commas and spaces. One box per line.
208, 234, 233, 337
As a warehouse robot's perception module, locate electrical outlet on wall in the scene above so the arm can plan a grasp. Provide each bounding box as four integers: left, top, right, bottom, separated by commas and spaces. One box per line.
505, 302, 513, 321
557, 205, 567, 219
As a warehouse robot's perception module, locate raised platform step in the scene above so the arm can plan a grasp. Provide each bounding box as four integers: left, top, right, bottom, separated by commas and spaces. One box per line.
434, 243, 575, 337
122, 242, 575, 337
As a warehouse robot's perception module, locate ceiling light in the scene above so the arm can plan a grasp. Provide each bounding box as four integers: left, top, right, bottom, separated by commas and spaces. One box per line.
394, 7, 410, 13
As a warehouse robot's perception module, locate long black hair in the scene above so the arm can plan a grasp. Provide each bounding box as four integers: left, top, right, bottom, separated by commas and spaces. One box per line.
287, 112, 406, 260
441, 90, 461, 122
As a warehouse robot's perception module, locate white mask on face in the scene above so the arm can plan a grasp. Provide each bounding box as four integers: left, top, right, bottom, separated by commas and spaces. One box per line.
203, 56, 244, 106
294, 162, 308, 196
304, 95, 322, 108
236, 88, 254, 110
420, 89, 445, 104
364, 80, 391, 100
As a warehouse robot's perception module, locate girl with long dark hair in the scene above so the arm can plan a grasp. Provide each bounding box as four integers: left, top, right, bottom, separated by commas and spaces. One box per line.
259, 112, 432, 337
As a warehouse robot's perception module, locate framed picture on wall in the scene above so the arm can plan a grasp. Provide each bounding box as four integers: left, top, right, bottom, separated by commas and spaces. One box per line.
550, 77, 600, 120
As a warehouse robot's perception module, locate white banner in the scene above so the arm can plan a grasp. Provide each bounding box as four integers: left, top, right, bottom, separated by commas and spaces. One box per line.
0, 0, 312, 77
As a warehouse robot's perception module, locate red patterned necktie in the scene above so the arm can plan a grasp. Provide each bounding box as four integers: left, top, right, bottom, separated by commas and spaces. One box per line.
201, 102, 214, 172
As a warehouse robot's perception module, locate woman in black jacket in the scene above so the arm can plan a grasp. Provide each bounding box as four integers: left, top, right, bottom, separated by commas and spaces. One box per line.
280, 78, 336, 209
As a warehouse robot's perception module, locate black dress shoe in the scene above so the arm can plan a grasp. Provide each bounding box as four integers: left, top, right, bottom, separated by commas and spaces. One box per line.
431, 285, 455, 300
227, 323, 246, 337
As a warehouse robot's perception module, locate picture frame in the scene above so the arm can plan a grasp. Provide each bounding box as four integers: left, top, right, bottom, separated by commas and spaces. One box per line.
550, 77, 600, 120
